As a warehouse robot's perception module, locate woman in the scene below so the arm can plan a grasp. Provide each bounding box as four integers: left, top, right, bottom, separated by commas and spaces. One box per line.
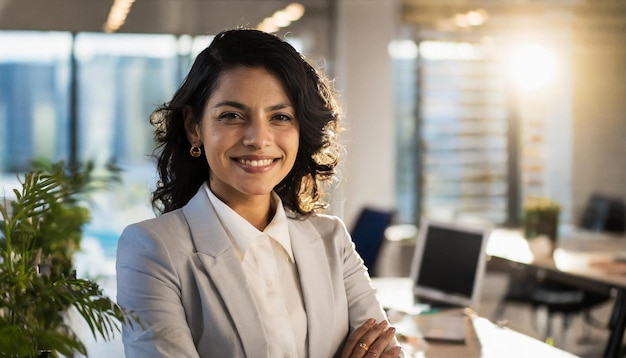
116, 28, 402, 358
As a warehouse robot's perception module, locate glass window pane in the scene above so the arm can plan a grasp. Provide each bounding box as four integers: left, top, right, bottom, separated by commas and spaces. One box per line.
417, 41, 509, 224
0, 31, 72, 174
74, 33, 183, 261
392, 53, 418, 224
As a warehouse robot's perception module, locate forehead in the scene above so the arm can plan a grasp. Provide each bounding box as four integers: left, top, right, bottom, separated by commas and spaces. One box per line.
204, 66, 294, 111
215, 66, 286, 90
207, 66, 291, 102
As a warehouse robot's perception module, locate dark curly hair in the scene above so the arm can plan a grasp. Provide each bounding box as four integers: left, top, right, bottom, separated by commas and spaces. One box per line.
150, 28, 341, 216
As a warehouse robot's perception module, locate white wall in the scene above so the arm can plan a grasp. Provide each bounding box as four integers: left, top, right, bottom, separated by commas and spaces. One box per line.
572, 44, 626, 219
334, 0, 399, 228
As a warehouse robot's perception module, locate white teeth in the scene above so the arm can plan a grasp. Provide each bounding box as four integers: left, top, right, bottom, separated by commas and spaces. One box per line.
239, 159, 273, 167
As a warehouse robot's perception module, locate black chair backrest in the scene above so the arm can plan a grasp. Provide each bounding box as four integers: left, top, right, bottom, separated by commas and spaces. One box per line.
580, 194, 625, 233
350, 207, 394, 276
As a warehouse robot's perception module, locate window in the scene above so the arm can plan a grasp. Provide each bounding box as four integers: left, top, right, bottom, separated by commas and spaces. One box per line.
0, 31, 202, 270
393, 38, 573, 226
417, 41, 509, 224
0, 31, 73, 173
390, 40, 418, 223
73, 33, 186, 260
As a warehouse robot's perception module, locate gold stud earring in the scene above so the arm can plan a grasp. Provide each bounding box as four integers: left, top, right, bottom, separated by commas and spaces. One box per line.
189, 146, 202, 157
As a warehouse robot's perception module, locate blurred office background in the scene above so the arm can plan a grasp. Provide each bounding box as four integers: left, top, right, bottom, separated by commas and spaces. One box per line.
1, 0, 625, 356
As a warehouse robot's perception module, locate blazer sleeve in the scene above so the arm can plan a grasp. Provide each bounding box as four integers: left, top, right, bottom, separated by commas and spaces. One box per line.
335, 217, 404, 355
116, 222, 200, 358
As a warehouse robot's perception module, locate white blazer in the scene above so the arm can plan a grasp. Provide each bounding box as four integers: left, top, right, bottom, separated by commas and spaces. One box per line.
116, 188, 394, 357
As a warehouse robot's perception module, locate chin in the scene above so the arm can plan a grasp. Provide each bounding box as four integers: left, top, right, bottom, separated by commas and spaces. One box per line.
238, 181, 281, 196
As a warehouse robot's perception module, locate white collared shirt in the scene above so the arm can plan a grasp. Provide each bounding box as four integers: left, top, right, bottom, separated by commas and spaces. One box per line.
204, 184, 308, 358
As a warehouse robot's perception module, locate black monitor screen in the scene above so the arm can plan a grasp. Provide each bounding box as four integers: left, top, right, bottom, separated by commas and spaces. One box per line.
415, 226, 483, 297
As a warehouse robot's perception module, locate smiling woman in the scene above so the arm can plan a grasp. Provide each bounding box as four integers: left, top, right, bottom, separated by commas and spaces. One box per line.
184, 66, 301, 228
115, 28, 403, 358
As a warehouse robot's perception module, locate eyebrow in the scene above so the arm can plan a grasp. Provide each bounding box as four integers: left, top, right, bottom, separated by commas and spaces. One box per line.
213, 100, 293, 112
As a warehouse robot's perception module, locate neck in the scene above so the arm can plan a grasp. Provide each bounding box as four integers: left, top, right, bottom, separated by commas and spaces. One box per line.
235, 197, 275, 231
215, 192, 275, 231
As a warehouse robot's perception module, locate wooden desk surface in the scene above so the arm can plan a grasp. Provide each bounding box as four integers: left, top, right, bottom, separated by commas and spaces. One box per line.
485, 229, 626, 358
486, 229, 626, 294
371, 277, 578, 357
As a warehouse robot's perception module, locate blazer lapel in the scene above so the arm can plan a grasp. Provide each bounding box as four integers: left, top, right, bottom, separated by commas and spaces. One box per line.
290, 217, 335, 358
183, 188, 269, 357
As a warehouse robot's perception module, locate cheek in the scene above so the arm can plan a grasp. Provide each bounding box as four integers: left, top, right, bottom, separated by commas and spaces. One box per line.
287, 133, 300, 159
201, 132, 225, 166
202, 125, 230, 151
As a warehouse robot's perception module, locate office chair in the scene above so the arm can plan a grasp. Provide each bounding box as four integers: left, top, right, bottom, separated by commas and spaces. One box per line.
350, 207, 394, 277
496, 270, 609, 348
580, 193, 625, 234
496, 195, 621, 349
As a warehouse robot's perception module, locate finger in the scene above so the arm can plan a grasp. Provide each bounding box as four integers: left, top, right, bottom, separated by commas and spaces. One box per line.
341, 318, 376, 358
352, 320, 389, 358
364, 326, 396, 358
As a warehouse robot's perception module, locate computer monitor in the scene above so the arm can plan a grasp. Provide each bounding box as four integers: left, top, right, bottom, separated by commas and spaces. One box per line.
410, 217, 490, 309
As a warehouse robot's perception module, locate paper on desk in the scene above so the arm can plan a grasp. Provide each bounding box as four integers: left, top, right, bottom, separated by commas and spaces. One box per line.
391, 313, 429, 356
589, 259, 626, 275
390, 309, 473, 357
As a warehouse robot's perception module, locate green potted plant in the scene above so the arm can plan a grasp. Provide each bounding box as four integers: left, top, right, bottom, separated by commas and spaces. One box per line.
523, 196, 561, 241
0, 161, 137, 357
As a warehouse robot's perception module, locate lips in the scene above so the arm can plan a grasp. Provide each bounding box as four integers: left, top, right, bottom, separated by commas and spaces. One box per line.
232, 156, 280, 172
237, 158, 274, 167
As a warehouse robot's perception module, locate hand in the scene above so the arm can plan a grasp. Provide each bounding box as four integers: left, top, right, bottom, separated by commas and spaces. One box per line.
341, 319, 402, 358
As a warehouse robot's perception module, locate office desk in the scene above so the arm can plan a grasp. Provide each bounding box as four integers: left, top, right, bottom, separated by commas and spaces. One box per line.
371, 277, 578, 358
486, 229, 626, 358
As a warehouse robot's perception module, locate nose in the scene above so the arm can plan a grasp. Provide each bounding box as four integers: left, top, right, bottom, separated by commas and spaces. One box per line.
242, 118, 272, 149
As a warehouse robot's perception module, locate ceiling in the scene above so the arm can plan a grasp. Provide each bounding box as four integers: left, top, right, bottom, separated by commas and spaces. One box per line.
1, 0, 624, 46
0, 0, 328, 35
400, 0, 626, 45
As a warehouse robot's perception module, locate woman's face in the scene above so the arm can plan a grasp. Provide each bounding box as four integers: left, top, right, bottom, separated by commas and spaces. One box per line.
186, 66, 300, 205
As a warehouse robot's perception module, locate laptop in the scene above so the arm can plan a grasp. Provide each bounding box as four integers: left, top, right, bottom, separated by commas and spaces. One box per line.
409, 217, 491, 342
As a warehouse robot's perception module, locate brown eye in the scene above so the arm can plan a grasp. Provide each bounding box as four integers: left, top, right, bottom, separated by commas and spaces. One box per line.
218, 112, 244, 122
272, 113, 294, 122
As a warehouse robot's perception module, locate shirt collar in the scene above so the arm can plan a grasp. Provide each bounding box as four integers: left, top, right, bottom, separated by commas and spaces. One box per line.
204, 183, 294, 262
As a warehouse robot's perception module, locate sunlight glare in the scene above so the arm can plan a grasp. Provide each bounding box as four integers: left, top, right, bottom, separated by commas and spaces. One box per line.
510, 44, 557, 91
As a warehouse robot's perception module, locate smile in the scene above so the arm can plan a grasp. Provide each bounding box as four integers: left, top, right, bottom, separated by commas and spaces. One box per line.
236, 158, 275, 167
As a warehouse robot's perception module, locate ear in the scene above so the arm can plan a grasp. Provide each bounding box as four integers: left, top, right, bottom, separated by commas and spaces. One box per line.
183, 105, 202, 146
